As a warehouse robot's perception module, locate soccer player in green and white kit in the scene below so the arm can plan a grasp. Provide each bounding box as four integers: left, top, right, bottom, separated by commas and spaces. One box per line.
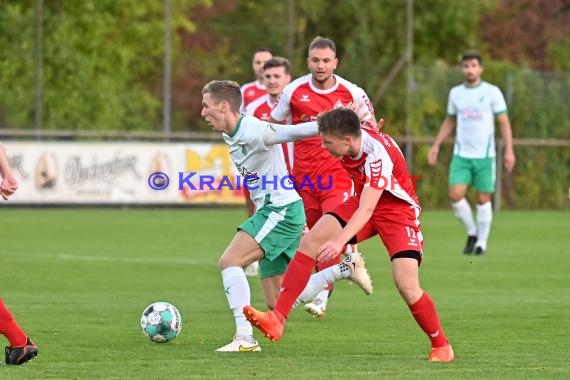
428, 52, 516, 255
201, 80, 372, 352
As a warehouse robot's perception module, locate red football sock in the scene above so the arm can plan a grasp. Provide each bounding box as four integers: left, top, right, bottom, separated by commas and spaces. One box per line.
408, 292, 449, 348
274, 252, 316, 318
0, 298, 28, 347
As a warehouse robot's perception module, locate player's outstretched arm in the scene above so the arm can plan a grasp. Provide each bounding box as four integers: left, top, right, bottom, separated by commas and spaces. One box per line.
261, 122, 319, 146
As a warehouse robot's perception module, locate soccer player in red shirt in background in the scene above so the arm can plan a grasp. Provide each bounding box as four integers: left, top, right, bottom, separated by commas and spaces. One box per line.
240, 48, 274, 111
244, 108, 455, 362
245, 56, 293, 174
269, 36, 377, 317
0, 143, 39, 365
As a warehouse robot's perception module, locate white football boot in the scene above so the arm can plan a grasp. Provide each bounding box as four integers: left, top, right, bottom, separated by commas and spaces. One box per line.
304, 298, 327, 319
244, 261, 259, 277
215, 335, 261, 352
344, 252, 373, 295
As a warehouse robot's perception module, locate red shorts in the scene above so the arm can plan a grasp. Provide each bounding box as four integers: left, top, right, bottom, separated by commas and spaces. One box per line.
330, 191, 424, 260
297, 167, 352, 228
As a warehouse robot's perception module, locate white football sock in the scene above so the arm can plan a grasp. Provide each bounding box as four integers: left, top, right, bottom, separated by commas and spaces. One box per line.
314, 289, 330, 307
296, 265, 345, 304
451, 198, 477, 236
476, 202, 493, 249
221, 266, 252, 337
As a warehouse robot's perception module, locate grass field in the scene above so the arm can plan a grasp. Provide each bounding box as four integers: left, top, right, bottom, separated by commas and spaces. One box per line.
0, 208, 569, 379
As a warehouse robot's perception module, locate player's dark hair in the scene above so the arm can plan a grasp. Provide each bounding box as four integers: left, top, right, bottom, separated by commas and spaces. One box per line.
317, 108, 361, 138
462, 51, 483, 65
254, 48, 275, 56
308, 36, 336, 55
201, 80, 242, 112
263, 56, 291, 75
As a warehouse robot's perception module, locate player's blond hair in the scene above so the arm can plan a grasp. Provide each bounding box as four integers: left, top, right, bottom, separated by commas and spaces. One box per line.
201, 80, 242, 113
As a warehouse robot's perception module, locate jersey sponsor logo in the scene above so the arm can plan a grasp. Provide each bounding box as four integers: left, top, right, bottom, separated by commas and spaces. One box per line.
300, 94, 311, 102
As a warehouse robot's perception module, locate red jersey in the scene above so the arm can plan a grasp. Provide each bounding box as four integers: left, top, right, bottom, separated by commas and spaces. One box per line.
271, 74, 376, 178
244, 95, 273, 121
240, 80, 267, 111
339, 129, 421, 209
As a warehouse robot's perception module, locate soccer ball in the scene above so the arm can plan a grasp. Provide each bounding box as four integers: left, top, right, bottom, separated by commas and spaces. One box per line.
140, 302, 182, 343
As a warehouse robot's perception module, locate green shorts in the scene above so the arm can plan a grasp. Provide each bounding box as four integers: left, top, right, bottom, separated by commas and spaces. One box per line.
239, 199, 305, 279
449, 155, 496, 193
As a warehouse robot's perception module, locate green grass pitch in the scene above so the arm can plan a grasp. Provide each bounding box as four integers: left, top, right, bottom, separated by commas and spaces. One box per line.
0, 208, 568, 379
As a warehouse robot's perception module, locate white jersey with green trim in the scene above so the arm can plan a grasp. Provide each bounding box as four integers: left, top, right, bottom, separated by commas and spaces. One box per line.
223, 115, 300, 209
447, 81, 507, 158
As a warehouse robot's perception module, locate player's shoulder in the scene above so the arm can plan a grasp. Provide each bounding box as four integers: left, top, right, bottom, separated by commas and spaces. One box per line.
449, 83, 466, 94
244, 95, 269, 115
335, 75, 369, 96
234, 115, 265, 139
480, 81, 503, 93
284, 74, 312, 92
240, 80, 258, 91
240, 114, 265, 126
334, 74, 358, 89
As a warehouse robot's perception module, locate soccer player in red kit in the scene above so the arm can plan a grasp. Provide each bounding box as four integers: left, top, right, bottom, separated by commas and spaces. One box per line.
1, 143, 39, 365
245, 56, 293, 173
269, 36, 377, 317
240, 48, 274, 111
244, 108, 455, 363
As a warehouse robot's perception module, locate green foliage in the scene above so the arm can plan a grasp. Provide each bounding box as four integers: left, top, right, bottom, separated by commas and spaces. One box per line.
0, 0, 209, 130
410, 60, 570, 209
0, 0, 568, 208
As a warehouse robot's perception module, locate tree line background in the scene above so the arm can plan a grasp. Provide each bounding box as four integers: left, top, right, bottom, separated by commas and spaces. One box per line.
0, 0, 569, 209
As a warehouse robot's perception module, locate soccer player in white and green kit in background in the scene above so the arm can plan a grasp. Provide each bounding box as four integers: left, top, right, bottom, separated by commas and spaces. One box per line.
428, 52, 516, 255
201, 80, 372, 352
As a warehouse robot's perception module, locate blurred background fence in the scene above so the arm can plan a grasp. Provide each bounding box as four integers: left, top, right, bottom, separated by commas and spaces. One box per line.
1, 0, 569, 209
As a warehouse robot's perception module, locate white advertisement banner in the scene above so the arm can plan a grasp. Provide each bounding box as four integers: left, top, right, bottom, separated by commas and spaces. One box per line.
4, 142, 246, 205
